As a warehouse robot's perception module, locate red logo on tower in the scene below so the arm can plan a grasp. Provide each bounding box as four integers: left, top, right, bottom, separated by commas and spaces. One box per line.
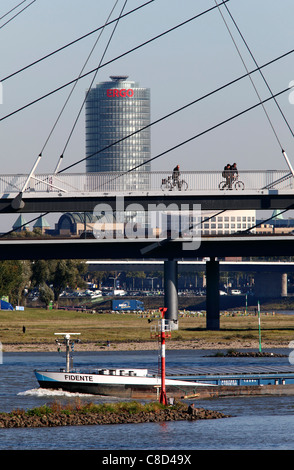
106, 89, 134, 98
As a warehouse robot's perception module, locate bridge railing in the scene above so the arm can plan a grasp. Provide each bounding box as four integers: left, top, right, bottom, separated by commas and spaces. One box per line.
0, 170, 292, 193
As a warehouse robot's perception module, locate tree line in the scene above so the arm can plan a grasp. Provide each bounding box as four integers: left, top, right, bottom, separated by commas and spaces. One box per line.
0, 259, 87, 306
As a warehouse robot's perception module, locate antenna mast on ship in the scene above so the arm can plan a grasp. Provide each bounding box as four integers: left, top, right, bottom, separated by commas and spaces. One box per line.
54, 333, 81, 373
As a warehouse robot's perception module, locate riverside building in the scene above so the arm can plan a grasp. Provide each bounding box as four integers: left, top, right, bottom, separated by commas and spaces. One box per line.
85, 75, 151, 191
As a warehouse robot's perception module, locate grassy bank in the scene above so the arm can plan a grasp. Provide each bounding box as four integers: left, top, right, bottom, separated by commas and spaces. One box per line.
0, 400, 229, 428
1, 307, 294, 349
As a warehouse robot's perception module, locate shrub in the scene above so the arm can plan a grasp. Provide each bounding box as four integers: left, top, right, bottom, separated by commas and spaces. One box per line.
6, 400, 174, 419
26, 405, 53, 417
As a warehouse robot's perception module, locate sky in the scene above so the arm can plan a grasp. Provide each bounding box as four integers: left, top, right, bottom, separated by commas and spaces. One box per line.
0, 0, 294, 230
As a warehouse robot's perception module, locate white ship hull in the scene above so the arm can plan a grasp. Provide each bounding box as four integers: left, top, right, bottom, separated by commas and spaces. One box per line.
34, 368, 211, 399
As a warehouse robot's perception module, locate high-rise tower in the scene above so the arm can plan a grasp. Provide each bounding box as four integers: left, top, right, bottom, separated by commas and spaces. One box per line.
85, 76, 150, 187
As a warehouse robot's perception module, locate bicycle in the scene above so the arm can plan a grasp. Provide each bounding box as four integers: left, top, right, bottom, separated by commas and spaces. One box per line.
218, 176, 245, 190
161, 176, 188, 191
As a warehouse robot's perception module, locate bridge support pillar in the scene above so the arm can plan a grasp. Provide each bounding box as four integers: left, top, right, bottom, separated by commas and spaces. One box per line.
206, 257, 220, 330
282, 273, 288, 297
255, 272, 287, 299
164, 260, 178, 330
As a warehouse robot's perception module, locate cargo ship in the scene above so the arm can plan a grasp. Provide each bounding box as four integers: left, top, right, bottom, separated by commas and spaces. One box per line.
34, 330, 294, 400
34, 333, 213, 400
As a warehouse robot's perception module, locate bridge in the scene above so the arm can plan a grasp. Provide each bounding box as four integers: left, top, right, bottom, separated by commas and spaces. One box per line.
86, 259, 294, 273
1, 0, 294, 338
0, 235, 294, 259
0, 234, 294, 330
1, 169, 294, 330
1, 170, 294, 212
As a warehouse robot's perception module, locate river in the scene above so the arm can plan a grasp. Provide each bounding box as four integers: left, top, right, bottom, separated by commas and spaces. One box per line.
0, 348, 294, 451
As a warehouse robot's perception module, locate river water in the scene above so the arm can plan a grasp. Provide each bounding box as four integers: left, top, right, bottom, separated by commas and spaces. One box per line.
0, 348, 294, 451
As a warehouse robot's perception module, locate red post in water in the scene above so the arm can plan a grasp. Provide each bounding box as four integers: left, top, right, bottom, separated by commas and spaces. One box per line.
159, 307, 168, 405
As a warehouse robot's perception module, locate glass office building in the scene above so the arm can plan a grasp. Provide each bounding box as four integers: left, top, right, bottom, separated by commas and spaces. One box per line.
85, 76, 150, 190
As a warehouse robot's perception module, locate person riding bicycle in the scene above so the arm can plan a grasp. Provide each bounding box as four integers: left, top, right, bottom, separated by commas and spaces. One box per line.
172, 165, 180, 188
161, 165, 187, 191
222, 162, 238, 188
219, 162, 243, 190
222, 163, 231, 188
230, 163, 238, 186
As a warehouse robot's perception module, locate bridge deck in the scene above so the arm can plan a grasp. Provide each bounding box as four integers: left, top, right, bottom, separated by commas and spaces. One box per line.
2, 188, 294, 212
0, 235, 293, 259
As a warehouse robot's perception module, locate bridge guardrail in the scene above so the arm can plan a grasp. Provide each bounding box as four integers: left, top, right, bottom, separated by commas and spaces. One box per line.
0, 170, 292, 194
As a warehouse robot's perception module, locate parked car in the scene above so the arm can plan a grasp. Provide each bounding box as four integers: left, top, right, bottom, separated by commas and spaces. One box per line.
219, 290, 227, 295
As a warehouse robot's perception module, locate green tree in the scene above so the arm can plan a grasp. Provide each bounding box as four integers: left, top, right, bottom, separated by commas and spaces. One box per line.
87, 270, 108, 288
39, 283, 54, 307
0, 260, 24, 304
31, 260, 51, 286
30, 259, 87, 302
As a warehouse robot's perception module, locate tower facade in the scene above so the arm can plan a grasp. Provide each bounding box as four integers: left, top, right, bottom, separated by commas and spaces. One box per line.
85, 76, 150, 189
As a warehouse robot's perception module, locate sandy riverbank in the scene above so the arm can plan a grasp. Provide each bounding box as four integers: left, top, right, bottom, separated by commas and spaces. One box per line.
2, 339, 289, 352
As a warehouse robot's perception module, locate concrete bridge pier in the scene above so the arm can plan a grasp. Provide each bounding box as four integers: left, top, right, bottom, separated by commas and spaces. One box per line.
206, 257, 220, 330
163, 257, 221, 331
254, 272, 288, 299
164, 260, 179, 330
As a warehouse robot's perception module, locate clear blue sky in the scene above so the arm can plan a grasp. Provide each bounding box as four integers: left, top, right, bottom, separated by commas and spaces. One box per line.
0, 0, 294, 229
1, 0, 294, 174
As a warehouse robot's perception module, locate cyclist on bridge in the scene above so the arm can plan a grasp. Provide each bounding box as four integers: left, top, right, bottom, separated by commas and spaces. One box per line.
230, 162, 238, 188
219, 162, 243, 190
161, 164, 188, 191
172, 165, 180, 188
222, 162, 238, 189
223, 163, 231, 188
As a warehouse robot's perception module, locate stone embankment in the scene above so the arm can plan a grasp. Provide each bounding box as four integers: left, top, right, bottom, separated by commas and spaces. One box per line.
222, 351, 286, 357
0, 405, 229, 428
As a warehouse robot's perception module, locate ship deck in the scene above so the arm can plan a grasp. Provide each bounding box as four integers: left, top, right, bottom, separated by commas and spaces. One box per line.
154, 365, 294, 386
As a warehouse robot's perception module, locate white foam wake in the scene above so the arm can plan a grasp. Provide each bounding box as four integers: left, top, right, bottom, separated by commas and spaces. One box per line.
18, 388, 94, 398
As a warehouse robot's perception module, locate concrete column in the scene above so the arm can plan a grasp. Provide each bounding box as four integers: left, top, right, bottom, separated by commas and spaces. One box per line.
282, 273, 287, 297
206, 257, 220, 330
255, 272, 287, 299
164, 260, 178, 330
